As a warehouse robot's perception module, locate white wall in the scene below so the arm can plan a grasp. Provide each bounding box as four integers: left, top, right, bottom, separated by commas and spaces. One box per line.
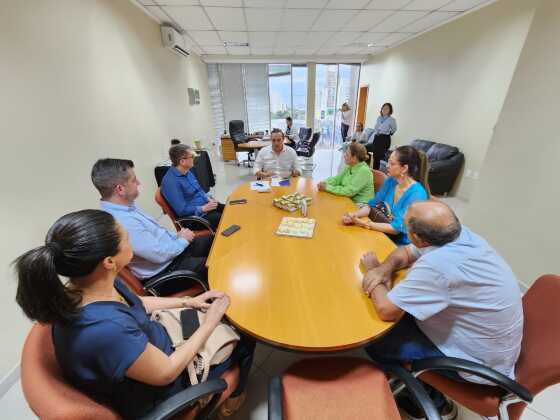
465, 0, 559, 287
0, 0, 214, 378
359, 0, 536, 199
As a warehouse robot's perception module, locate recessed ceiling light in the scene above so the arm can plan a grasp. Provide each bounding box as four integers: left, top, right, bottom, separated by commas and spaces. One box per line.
224, 42, 250, 47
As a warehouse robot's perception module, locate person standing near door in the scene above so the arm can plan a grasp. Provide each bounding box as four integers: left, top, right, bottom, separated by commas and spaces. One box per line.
366, 103, 397, 170
340, 102, 353, 142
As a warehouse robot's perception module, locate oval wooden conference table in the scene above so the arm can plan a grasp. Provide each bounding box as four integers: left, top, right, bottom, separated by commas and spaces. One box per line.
206, 177, 407, 352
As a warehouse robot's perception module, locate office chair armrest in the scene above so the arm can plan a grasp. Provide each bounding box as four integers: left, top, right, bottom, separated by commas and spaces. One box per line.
382, 363, 441, 420
411, 357, 533, 403
144, 270, 208, 295
176, 216, 215, 235
139, 378, 227, 420
268, 376, 284, 420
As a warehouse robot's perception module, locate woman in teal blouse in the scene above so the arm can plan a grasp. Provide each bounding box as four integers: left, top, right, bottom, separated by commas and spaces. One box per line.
317, 143, 374, 205
342, 146, 429, 245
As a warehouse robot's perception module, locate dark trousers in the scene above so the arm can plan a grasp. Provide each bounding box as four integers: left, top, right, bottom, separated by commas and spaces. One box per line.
149, 235, 213, 293
207, 334, 256, 397
366, 134, 391, 170
365, 314, 464, 409
202, 203, 225, 231
341, 123, 350, 142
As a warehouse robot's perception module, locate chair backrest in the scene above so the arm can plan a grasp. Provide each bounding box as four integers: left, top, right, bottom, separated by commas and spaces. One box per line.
417, 150, 431, 196
310, 132, 320, 147
119, 266, 148, 296
21, 324, 121, 420
298, 127, 312, 141
155, 188, 181, 232
372, 169, 386, 193
229, 120, 246, 142
508, 274, 560, 419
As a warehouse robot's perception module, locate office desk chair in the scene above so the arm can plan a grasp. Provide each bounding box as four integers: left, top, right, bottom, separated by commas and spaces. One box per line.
372, 169, 387, 193
155, 188, 214, 236
21, 324, 240, 420
401, 274, 560, 419
268, 357, 440, 420
119, 265, 206, 298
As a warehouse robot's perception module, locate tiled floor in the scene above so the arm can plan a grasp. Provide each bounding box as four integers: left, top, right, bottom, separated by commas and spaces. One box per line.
1, 148, 555, 419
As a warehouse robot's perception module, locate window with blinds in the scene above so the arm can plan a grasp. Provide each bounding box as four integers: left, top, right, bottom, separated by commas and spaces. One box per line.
207, 64, 225, 141
243, 64, 270, 133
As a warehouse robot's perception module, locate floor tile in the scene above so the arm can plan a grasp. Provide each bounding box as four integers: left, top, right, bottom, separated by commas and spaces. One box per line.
0, 380, 36, 419
230, 367, 269, 420
527, 383, 559, 419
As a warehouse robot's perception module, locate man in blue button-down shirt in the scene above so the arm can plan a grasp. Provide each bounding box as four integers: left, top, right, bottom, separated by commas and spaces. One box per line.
161, 144, 224, 230
91, 159, 212, 284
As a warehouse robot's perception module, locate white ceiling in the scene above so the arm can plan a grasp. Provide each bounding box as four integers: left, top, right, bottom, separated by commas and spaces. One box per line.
135, 0, 495, 59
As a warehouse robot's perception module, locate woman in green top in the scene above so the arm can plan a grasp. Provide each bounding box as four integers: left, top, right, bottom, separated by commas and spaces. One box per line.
317, 143, 374, 205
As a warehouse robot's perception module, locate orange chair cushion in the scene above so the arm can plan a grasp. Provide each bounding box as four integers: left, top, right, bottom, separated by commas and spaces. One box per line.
282, 357, 400, 420
21, 324, 121, 420
22, 324, 240, 420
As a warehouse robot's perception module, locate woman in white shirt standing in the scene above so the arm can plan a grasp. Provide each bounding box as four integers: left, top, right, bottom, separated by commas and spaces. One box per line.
340, 102, 353, 143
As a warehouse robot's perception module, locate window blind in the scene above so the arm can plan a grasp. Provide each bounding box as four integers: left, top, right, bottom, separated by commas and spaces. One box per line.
243, 64, 270, 133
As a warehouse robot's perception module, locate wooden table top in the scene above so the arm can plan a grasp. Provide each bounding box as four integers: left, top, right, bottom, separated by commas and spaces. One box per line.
237, 141, 267, 150
207, 178, 407, 352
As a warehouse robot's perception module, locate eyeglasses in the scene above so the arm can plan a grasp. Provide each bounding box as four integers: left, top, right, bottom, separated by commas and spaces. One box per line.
181, 155, 194, 160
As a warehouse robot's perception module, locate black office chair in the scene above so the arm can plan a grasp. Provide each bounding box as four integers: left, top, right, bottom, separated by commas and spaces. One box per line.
229, 120, 255, 167
229, 120, 248, 144
298, 127, 312, 142
296, 132, 320, 158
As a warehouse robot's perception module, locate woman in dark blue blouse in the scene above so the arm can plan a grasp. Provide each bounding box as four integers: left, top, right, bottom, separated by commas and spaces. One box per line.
14, 210, 254, 419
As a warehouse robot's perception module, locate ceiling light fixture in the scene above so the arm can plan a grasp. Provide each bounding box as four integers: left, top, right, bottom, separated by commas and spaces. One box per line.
224, 42, 250, 47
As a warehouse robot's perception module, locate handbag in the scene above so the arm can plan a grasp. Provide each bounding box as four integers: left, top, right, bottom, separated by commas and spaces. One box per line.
151, 308, 240, 385
368, 201, 393, 224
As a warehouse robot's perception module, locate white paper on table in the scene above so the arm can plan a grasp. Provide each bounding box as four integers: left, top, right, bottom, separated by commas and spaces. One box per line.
250, 181, 271, 192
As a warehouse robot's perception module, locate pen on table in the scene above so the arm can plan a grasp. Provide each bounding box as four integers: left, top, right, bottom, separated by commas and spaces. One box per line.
256, 182, 263, 187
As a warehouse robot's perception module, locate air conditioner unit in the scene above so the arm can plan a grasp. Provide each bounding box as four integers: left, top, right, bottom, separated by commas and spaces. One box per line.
161, 25, 189, 58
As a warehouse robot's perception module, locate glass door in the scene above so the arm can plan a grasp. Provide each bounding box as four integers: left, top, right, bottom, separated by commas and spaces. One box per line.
314, 64, 338, 149
314, 64, 361, 150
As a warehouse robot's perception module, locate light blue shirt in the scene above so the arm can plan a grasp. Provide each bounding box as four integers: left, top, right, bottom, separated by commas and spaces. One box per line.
388, 226, 523, 384
100, 201, 188, 279
371, 115, 397, 138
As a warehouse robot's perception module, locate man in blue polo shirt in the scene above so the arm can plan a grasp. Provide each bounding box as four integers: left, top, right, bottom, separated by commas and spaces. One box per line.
361, 201, 523, 419
161, 144, 224, 230
91, 158, 212, 286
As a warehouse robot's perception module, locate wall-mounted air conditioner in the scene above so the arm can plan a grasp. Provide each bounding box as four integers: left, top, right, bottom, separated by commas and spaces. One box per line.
161, 25, 189, 58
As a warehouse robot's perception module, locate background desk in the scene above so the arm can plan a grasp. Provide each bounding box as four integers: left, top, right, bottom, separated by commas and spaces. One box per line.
207, 178, 407, 352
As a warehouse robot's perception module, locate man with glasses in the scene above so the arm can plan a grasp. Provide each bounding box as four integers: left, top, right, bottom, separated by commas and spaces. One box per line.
161, 144, 224, 230
91, 158, 212, 286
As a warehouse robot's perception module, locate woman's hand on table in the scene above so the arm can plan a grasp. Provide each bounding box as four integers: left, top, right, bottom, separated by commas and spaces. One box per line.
204, 295, 230, 328
188, 290, 225, 311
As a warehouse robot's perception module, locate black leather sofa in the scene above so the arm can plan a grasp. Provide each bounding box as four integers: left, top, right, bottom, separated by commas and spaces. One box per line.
411, 139, 465, 196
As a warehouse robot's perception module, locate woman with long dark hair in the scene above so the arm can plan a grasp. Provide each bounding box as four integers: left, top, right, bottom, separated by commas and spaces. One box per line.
366, 102, 397, 170
342, 146, 429, 245
14, 209, 254, 419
